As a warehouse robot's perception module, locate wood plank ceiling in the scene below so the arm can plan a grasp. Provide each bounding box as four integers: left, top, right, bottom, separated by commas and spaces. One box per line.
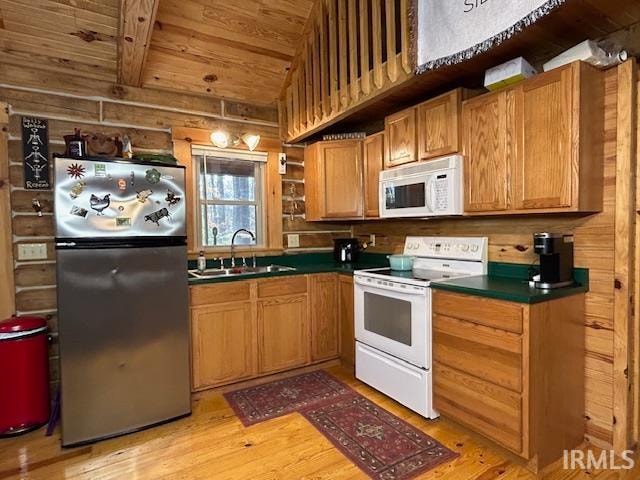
0, 0, 314, 107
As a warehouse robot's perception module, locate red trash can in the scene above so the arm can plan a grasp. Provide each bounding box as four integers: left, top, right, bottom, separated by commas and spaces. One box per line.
0, 316, 50, 436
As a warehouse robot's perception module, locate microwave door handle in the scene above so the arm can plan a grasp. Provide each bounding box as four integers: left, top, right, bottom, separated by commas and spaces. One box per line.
425, 177, 435, 212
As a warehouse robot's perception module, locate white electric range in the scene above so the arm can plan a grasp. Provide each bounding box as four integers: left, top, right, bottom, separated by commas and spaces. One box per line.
354, 236, 488, 418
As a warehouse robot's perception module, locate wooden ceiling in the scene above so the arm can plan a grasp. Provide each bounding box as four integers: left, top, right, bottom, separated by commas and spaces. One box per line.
0, 0, 314, 107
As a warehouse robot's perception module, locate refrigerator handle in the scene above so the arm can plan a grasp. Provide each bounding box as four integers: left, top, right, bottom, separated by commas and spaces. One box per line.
56, 242, 77, 248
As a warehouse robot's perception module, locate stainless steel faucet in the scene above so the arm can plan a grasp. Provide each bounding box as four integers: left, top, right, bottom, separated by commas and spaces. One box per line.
230, 229, 255, 267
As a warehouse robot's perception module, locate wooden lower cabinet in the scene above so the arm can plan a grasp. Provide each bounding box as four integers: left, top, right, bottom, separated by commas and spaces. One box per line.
257, 294, 309, 374
191, 302, 255, 390
433, 290, 585, 471
190, 274, 342, 391
310, 274, 339, 361
338, 275, 355, 366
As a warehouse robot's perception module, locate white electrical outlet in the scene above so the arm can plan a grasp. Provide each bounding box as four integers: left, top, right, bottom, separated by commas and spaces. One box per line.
18, 243, 48, 261
369, 234, 376, 247
278, 153, 287, 174
287, 234, 300, 248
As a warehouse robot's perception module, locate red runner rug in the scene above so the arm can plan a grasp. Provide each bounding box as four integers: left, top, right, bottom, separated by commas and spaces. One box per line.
224, 371, 458, 479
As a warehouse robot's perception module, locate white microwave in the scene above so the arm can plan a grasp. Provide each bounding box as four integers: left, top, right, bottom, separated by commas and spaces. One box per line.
379, 155, 463, 218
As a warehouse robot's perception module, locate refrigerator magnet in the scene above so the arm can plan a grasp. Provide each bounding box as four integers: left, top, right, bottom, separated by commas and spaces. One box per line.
70, 206, 88, 218
144, 207, 170, 226
136, 189, 153, 203
94, 163, 107, 178
67, 162, 86, 179
145, 168, 161, 184
90, 193, 111, 216
115, 217, 131, 227
117, 179, 127, 190
69, 181, 86, 199
165, 190, 181, 206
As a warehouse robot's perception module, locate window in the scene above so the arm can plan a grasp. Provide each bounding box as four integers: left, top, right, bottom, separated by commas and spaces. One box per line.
193, 147, 267, 249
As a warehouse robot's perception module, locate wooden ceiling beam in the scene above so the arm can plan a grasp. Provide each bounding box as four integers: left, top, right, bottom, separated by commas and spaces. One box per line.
118, 0, 159, 86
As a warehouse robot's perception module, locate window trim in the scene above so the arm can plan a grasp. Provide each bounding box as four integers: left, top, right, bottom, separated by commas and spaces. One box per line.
193, 147, 267, 251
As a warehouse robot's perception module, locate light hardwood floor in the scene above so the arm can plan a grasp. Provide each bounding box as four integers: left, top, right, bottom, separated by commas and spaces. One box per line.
0, 365, 638, 480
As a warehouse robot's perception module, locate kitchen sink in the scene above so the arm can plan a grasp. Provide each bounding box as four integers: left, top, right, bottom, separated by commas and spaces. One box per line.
188, 264, 296, 279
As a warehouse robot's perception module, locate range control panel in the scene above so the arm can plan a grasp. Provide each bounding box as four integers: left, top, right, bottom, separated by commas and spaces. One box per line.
403, 236, 488, 262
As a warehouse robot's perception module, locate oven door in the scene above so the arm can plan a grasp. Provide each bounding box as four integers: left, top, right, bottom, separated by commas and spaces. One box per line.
354, 275, 430, 368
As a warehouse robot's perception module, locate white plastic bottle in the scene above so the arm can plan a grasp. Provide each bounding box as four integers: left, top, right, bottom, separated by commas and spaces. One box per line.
197, 251, 207, 273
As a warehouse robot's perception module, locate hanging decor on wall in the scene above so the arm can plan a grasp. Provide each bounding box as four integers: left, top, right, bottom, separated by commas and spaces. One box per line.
414, 0, 566, 73
21, 116, 50, 190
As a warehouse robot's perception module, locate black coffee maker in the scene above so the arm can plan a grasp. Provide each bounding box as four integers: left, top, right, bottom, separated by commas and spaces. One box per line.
531, 233, 575, 289
333, 238, 361, 264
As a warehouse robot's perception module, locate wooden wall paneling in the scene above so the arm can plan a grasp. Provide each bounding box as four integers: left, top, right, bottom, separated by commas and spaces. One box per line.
173, 139, 196, 252
613, 60, 637, 453
119, 0, 159, 86
338, 0, 348, 108
266, 151, 284, 250
359, 0, 371, 96
634, 76, 640, 446
385, 0, 397, 83
348, 0, 359, 104
371, 0, 384, 89
0, 101, 14, 317
327, 0, 339, 114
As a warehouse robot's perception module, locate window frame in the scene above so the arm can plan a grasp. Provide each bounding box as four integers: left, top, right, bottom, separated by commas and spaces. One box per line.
193, 146, 268, 252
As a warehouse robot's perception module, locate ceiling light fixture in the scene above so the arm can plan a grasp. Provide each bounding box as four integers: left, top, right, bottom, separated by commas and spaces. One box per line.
210, 130, 261, 151
210, 130, 229, 149
241, 134, 261, 151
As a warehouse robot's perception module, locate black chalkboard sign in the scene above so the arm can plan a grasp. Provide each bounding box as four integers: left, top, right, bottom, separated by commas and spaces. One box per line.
22, 116, 50, 190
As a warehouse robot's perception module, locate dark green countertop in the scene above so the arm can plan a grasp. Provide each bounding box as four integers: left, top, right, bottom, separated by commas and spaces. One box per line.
430, 263, 589, 304
187, 252, 389, 285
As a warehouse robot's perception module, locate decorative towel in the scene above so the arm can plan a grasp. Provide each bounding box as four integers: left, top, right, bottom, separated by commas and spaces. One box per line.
414, 0, 566, 73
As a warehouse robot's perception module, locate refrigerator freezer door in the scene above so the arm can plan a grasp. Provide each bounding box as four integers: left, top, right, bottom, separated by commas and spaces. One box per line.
54, 158, 186, 239
57, 245, 190, 446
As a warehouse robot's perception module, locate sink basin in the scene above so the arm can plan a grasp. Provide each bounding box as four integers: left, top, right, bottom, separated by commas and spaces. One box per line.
189, 264, 296, 280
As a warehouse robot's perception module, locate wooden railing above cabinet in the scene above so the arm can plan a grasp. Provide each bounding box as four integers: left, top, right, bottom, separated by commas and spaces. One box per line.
462, 61, 604, 215
280, 0, 413, 143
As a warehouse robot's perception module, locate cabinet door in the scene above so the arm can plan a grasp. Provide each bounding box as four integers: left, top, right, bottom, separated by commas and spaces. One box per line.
463, 90, 514, 213
363, 133, 384, 217
319, 141, 363, 218
338, 275, 355, 366
258, 294, 309, 373
384, 107, 416, 167
512, 66, 573, 210
310, 274, 339, 361
417, 89, 461, 160
191, 302, 255, 390
304, 143, 323, 221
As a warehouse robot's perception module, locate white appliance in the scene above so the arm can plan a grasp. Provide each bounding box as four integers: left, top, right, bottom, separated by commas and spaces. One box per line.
354, 236, 488, 418
379, 155, 463, 218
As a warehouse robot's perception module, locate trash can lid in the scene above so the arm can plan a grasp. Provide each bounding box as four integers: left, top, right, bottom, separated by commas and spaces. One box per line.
0, 315, 47, 333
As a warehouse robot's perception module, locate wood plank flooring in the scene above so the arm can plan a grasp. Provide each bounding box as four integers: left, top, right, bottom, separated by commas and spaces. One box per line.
0, 365, 638, 479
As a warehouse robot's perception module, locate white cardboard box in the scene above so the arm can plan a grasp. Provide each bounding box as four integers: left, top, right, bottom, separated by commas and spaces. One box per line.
484, 57, 537, 91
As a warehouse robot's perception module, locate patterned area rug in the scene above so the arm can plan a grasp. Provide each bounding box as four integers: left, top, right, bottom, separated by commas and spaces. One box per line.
224, 371, 459, 479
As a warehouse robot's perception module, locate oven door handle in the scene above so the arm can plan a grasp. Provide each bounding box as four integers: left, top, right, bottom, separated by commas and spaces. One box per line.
354, 276, 426, 295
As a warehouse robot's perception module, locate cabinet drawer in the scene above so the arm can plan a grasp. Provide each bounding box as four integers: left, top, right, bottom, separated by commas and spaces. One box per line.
433, 291, 523, 333
434, 314, 522, 392
434, 362, 524, 455
190, 281, 251, 307
257, 275, 307, 298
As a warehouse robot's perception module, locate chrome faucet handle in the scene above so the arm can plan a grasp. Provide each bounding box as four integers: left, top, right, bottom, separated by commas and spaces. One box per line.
252, 253, 257, 268
218, 257, 225, 270
230, 256, 236, 268
241, 256, 247, 267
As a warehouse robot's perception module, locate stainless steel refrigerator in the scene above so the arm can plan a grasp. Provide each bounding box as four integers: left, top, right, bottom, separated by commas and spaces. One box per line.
54, 156, 191, 447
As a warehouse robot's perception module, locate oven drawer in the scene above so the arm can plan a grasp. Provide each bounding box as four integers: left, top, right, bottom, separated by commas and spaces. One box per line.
433, 313, 522, 392
434, 362, 524, 455
355, 342, 437, 419
433, 291, 523, 333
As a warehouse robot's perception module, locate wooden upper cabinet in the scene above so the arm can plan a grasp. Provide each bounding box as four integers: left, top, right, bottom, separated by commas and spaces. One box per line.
310, 274, 339, 361
363, 132, 384, 217
384, 107, 417, 167
417, 89, 462, 160
463, 61, 604, 215
463, 89, 513, 213
305, 139, 363, 220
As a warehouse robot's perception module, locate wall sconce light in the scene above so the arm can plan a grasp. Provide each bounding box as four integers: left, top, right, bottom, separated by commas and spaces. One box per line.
210, 130, 261, 151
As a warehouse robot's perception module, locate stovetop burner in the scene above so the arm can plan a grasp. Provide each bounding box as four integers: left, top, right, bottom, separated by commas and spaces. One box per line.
357, 267, 464, 284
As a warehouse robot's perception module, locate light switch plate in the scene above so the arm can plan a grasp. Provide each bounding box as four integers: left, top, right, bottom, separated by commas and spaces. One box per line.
18, 243, 48, 261
287, 234, 300, 248
278, 153, 287, 174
